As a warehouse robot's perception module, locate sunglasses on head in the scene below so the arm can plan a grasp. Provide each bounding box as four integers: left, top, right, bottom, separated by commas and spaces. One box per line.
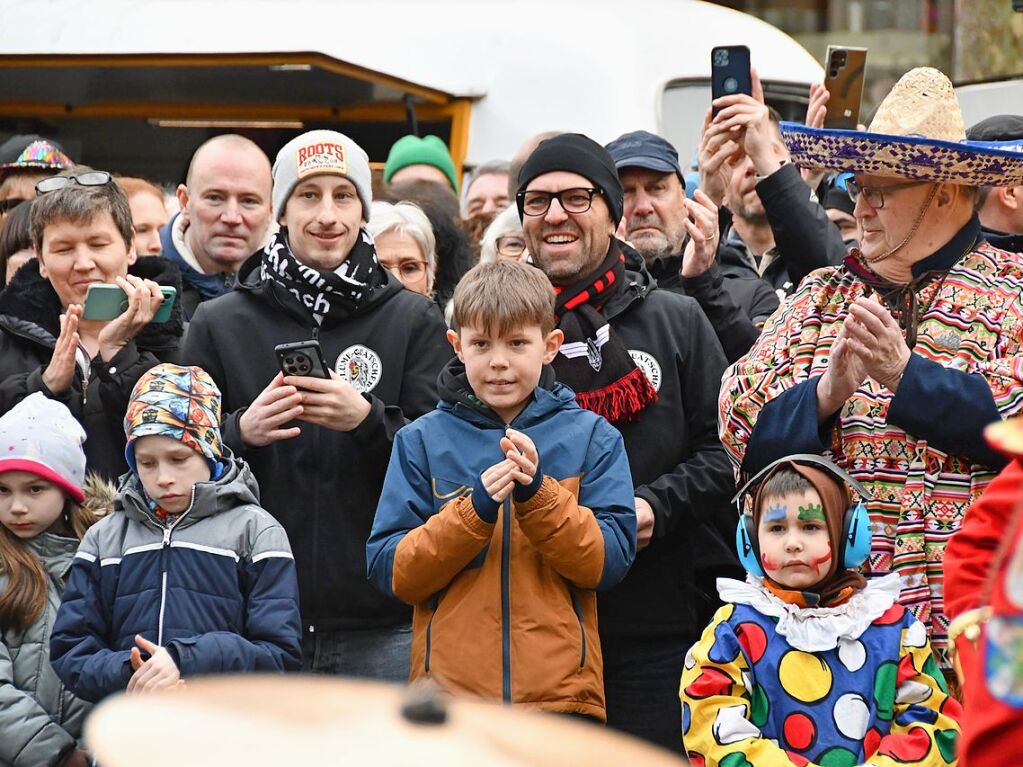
35, 171, 112, 195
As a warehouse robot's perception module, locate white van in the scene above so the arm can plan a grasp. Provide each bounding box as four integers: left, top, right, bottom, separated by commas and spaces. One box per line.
0, 0, 822, 180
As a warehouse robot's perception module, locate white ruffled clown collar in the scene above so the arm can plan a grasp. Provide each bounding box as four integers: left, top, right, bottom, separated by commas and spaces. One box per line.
717, 573, 903, 652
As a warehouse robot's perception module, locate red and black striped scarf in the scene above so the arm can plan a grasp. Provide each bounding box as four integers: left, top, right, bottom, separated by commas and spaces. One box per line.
553, 242, 658, 424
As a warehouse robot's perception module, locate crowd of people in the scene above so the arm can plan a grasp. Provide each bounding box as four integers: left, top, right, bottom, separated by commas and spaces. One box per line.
0, 61, 1022, 767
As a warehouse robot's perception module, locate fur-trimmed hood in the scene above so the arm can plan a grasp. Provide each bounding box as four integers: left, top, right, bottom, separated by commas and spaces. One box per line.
82, 473, 116, 520
0, 256, 184, 351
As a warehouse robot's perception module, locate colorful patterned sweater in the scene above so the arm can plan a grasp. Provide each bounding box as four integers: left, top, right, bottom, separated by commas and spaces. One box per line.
681, 577, 962, 767
719, 221, 1023, 661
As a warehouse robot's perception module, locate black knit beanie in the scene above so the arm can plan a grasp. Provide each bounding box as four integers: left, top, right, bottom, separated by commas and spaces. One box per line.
516, 133, 624, 226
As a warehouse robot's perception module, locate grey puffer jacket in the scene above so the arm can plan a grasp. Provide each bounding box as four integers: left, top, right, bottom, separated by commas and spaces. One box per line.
0, 533, 90, 767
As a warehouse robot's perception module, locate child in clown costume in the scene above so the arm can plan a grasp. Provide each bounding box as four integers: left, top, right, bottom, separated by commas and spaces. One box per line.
681, 455, 961, 766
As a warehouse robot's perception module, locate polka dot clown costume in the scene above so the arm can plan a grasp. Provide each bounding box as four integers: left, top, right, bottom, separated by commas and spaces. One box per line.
681, 457, 961, 766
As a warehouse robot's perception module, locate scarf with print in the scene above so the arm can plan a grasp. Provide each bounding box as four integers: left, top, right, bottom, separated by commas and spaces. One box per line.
260, 227, 383, 323
552, 241, 658, 424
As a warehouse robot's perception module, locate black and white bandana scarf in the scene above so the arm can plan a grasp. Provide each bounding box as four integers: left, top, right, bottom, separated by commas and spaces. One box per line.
260, 227, 382, 323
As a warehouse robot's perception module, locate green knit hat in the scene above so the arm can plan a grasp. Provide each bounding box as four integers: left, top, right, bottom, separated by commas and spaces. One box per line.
384, 135, 458, 192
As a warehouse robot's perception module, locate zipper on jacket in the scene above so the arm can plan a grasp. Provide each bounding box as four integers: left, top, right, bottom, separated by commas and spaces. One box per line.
569, 591, 587, 669
154, 486, 196, 647
76, 344, 89, 407
424, 591, 442, 673
501, 496, 512, 703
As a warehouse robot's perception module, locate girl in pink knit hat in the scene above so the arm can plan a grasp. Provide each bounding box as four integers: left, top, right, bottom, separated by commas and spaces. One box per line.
0, 393, 109, 767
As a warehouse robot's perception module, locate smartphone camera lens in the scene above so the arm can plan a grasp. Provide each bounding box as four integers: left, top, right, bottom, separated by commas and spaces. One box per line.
836, 51, 848, 65
713, 49, 729, 67
723, 76, 739, 94
284, 356, 295, 365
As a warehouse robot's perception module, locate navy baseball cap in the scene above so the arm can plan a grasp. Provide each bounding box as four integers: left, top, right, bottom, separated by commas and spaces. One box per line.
605, 130, 682, 177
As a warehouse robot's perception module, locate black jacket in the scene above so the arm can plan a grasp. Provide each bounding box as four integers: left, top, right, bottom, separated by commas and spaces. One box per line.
983, 227, 1023, 255
181, 253, 451, 633
647, 252, 779, 364
597, 258, 740, 640
0, 257, 184, 480
721, 163, 848, 296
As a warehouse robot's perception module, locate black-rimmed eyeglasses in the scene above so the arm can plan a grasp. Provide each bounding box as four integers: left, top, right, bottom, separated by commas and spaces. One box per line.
517, 187, 603, 217
35, 171, 113, 196
845, 178, 929, 210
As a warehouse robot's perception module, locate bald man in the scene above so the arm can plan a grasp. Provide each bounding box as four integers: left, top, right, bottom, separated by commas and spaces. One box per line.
159, 134, 273, 317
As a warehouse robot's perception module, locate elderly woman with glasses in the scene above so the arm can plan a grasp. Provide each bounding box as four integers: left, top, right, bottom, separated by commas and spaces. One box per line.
719, 67, 1023, 673
478, 205, 530, 265
0, 169, 184, 480
366, 201, 437, 297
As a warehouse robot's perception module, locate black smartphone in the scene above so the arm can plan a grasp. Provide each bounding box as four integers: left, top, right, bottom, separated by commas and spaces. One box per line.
274, 340, 331, 380
823, 45, 867, 130
711, 45, 752, 115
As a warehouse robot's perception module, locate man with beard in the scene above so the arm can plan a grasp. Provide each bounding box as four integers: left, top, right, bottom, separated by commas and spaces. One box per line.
700, 74, 847, 298
606, 130, 778, 362
182, 130, 450, 681
160, 135, 273, 317
516, 133, 738, 751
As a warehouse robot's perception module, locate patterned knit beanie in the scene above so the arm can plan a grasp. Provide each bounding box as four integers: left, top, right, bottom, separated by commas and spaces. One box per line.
0, 393, 86, 502
123, 364, 223, 473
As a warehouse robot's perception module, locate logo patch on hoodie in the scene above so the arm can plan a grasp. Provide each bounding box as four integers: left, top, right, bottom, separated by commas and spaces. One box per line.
335, 345, 382, 393
629, 350, 662, 392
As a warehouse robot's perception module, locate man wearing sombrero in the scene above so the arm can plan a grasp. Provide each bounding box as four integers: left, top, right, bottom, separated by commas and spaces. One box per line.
719, 66, 1023, 669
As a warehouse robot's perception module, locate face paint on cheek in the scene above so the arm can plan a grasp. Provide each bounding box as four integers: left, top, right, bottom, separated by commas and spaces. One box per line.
760, 553, 781, 572
763, 504, 787, 523
798, 503, 825, 522
809, 550, 832, 576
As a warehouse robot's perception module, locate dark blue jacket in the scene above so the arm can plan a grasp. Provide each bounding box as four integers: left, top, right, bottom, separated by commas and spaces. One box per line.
159, 213, 236, 319
50, 457, 302, 702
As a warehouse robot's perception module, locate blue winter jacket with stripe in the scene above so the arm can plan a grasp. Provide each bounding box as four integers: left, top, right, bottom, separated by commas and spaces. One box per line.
50, 456, 302, 703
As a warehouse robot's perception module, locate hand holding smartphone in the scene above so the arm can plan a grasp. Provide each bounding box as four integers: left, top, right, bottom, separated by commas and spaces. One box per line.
823, 46, 867, 130
711, 45, 752, 115
82, 283, 176, 323
275, 340, 331, 380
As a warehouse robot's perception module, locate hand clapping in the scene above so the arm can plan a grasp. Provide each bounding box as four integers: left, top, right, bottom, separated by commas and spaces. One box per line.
481, 429, 539, 504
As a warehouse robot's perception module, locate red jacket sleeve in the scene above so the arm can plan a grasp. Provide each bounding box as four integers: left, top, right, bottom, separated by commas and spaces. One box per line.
945, 458, 1023, 618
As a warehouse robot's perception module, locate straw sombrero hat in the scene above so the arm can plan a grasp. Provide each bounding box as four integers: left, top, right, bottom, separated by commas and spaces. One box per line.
781, 67, 1023, 186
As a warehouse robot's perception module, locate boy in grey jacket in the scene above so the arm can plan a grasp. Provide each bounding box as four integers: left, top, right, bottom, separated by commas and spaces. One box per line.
50, 364, 302, 702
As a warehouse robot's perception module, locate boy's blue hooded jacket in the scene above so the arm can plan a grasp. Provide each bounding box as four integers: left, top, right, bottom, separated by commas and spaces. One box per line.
366, 361, 636, 719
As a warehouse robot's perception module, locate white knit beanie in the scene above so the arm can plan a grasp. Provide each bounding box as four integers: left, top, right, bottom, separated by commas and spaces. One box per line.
272, 130, 373, 223
0, 393, 86, 503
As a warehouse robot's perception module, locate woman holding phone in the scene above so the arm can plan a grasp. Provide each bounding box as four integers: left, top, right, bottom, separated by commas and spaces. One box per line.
0, 170, 184, 479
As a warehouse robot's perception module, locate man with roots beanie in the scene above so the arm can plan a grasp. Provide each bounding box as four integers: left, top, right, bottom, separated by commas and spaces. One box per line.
516, 133, 739, 750
182, 130, 450, 681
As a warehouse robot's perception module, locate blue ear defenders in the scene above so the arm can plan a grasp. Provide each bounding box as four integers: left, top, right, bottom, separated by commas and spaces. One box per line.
733, 454, 872, 578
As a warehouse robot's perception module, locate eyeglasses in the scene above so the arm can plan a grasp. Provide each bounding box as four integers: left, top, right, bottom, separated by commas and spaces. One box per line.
385, 260, 430, 282
845, 178, 929, 209
496, 234, 527, 258
517, 187, 603, 217
35, 171, 113, 195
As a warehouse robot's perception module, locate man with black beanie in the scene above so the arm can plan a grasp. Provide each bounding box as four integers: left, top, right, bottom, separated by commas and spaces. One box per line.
968, 114, 1023, 254
517, 133, 739, 751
